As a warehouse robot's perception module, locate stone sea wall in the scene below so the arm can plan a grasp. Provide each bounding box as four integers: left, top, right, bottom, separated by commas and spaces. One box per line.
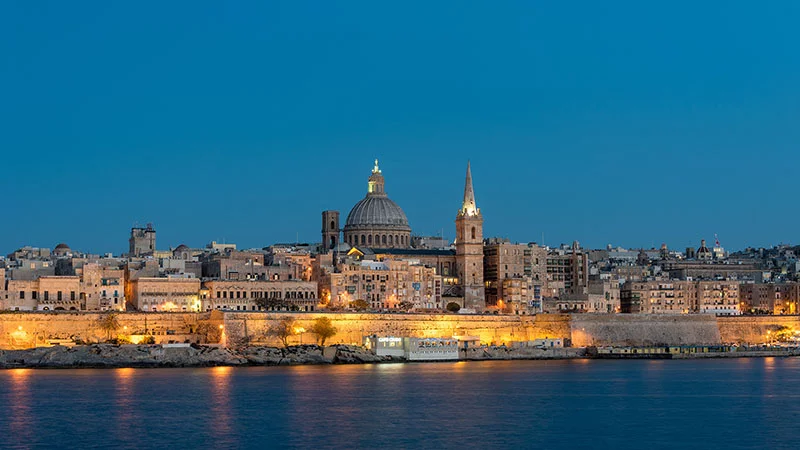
221, 312, 532, 347
0, 311, 796, 350
570, 314, 722, 346
0, 312, 204, 350
717, 315, 800, 344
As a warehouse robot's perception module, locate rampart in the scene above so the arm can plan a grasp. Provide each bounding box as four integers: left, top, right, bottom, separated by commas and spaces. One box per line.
717, 315, 800, 344
0, 312, 204, 349
220, 312, 532, 347
0, 312, 795, 350
570, 314, 722, 346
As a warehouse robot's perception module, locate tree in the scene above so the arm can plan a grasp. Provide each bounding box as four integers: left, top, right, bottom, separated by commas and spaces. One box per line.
255, 297, 290, 311
398, 301, 415, 312
446, 302, 461, 313
350, 299, 369, 311
309, 317, 337, 346
97, 313, 120, 341
773, 326, 795, 343
267, 316, 297, 347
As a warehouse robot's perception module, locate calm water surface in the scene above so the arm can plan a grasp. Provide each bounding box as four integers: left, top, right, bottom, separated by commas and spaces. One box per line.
0, 358, 798, 449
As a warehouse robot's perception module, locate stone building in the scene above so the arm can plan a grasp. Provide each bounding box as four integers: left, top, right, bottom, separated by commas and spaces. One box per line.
78, 263, 126, 311
545, 242, 589, 297
621, 280, 740, 315
660, 260, 763, 281
202, 280, 318, 312
483, 238, 546, 313
326, 259, 443, 311
6, 246, 51, 261
5, 276, 82, 311
129, 223, 156, 256
128, 276, 201, 312
0, 268, 5, 307
455, 162, 485, 311
342, 160, 412, 249
319, 160, 484, 311
202, 250, 298, 281
587, 277, 621, 313
739, 283, 799, 315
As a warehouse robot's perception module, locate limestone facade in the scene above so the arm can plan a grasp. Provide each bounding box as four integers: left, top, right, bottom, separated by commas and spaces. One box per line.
621, 280, 740, 314
203, 280, 318, 312
129, 277, 202, 312
455, 162, 484, 311
326, 260, 443, 310
80, 264, 126, 311
739, 283, 799, 315
4, 276, 82, 311
129, 223, 156, 256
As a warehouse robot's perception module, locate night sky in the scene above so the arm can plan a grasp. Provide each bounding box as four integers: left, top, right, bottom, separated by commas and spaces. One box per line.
2, 1, 799, 254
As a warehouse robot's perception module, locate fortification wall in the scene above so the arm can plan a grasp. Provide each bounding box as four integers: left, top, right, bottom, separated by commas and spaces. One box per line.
529, 314, 572, 340
1, 311, 798, 351
569, 314, 722, 346
717, 315, 800, 344
220, 312, 531, 347
0, 312, 204, 349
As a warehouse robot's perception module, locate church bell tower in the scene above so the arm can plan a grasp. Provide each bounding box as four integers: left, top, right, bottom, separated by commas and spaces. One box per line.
455, 161, 485, 311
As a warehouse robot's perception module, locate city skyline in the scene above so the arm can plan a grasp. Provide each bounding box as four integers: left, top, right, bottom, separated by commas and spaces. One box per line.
3, 2, 800, 253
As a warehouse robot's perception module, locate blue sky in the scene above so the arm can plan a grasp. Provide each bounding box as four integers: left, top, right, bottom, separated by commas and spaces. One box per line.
2, 1, 799, 255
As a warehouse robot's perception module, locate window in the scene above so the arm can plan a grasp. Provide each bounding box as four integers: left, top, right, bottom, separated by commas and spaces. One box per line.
19, 291, 24, 299
71, 291, 75, 301
32, 291, 38, 300
471, 227, 476, 240
57, 291, 62, 301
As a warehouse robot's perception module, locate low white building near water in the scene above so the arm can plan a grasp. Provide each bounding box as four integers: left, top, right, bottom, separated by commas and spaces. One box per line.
364, 336, 459, 361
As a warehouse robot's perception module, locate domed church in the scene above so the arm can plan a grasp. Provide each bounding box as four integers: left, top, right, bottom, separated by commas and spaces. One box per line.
340, 160, 412, 249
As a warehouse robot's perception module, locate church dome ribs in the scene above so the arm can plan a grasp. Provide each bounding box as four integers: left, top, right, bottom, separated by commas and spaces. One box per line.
343, 159, 412, 249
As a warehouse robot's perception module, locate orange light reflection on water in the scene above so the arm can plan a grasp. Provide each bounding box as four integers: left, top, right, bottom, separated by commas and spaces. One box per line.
8, 369, 33, 443
113, 368, 136, 443
210, 366, 233, 440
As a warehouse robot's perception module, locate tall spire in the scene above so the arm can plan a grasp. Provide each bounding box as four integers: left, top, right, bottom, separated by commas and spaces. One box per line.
460, 161, 478, 216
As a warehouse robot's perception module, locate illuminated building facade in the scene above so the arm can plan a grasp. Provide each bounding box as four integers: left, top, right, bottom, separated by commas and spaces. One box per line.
202, 280, 318, 312
327, 259, 443, 310
129, 277, 201, 312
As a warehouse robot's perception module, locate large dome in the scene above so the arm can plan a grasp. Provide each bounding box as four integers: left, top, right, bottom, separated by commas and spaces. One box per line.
343, 160, 412, 248
345, 196, 410, 229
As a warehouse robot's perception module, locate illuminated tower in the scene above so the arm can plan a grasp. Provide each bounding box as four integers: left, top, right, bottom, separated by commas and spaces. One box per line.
455, 161, 485, 311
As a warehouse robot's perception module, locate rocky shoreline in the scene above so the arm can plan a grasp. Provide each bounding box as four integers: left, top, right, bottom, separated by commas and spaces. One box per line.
1, 344, 796, 369
0, 344, 395, 369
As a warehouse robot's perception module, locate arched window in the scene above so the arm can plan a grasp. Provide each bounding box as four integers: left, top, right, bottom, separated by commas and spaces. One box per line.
382, 235, 387, 245
330, 220, 335, 230
361, 235, 366, 245
368, 235, 372, 245
389, 235, 393, 246
471, 226, 476, 240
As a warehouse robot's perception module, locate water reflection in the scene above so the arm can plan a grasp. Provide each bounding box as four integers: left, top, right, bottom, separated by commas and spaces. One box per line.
8, 369, 33, 445
114, 368, 135, 443
209, 366, 233, 441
